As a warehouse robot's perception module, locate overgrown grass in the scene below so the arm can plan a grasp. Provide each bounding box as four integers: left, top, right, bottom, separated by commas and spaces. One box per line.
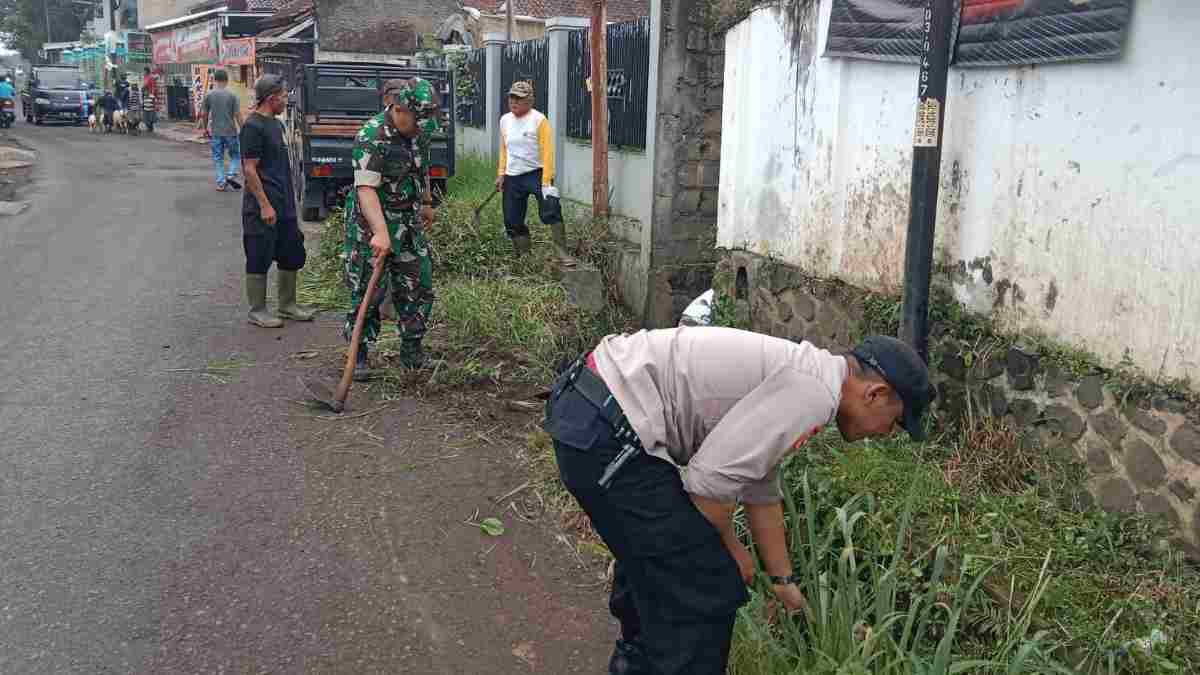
298, 154, 635, 387
728, 421, 1200, 675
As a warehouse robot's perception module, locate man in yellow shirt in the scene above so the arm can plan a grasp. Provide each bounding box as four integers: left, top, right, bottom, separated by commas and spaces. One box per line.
495, 81, 562, 256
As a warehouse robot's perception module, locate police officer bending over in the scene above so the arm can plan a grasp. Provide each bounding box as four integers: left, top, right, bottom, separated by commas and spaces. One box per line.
543, 327, 934, 674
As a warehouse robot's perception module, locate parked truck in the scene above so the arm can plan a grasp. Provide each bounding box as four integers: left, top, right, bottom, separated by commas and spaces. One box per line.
21, 65, 90, 126
289, 62, 455, 221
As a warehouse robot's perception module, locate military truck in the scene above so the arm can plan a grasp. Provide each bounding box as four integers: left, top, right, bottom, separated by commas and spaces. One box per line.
21, 65, 90, 125
288, 62, 455, 221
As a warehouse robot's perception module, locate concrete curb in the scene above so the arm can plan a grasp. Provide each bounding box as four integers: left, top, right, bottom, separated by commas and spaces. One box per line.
0, 147, 36, 162
0, 200, 30, 216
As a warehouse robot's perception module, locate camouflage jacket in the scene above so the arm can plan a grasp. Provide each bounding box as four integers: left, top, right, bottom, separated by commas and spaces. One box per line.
347, 109, 432, 240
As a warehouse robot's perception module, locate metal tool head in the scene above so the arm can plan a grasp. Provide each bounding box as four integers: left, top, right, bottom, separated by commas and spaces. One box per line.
299, 376, 344, 414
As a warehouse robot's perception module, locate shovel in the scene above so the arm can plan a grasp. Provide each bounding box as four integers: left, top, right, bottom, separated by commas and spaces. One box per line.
301, 256, 386, 413
472, 188, 500, 229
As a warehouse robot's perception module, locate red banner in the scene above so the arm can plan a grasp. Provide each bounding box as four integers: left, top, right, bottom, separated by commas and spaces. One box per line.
152, 20, 219, 64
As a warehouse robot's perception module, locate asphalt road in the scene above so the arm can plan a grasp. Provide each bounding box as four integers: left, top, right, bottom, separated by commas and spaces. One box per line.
0, 123, 614, 674
0, 122, 268, 671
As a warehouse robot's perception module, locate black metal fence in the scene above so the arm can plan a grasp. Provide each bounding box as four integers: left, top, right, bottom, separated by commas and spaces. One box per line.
500, 37, 549, 118
457, 48, 486, 127
566, 19, 650, 149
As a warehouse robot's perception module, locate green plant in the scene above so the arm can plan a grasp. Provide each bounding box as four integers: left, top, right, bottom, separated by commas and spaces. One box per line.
729, 474, 1070, 674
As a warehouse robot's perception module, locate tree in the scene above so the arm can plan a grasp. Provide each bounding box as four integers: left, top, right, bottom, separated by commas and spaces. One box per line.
0, 0, 90, 61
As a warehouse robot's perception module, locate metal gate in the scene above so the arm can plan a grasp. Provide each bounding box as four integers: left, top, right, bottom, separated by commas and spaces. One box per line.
166, 84, 193, 121
499, 38, 549, 116
566, 19, 650, 149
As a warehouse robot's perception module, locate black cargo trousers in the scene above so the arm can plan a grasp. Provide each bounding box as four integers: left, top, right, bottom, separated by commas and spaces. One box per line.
543, 364, 748, 675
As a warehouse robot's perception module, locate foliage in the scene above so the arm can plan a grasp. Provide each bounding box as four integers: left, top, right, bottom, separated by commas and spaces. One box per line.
0, 0, 90, 60
728, 424, 1200, 675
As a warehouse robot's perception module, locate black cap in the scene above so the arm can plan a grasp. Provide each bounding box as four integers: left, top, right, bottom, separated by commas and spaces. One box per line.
254, 74, 284, 104
851, 335, 936, 441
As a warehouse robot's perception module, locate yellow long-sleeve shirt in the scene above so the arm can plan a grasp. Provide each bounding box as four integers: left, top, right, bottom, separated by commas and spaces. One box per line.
497, 108, 555, 186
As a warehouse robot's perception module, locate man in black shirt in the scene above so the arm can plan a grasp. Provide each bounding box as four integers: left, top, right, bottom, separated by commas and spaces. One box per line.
239, 75, 314, 327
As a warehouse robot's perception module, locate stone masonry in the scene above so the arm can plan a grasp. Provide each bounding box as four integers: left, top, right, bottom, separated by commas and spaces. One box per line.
719, 249, 1200, 557
643, 0, 723, 326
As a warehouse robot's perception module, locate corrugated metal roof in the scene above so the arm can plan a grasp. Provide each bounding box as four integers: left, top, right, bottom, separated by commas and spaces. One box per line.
144, 7, 228, 31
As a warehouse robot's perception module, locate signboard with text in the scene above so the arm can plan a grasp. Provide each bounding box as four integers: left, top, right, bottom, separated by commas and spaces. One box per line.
219, 37, 255, 65
152, 20, 219, 64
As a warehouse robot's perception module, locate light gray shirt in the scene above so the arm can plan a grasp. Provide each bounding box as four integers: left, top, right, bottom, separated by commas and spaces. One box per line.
592, 327, 847, 504
203, 88, 240, 137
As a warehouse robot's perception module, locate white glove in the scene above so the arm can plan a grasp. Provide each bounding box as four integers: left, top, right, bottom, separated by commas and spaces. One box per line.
542, 185, 560, 199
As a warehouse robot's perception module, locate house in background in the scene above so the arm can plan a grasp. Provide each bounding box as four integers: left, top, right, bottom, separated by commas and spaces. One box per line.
462, 0, 649, 45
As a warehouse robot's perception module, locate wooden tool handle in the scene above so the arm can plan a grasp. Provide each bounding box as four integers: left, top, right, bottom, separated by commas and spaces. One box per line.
333, 257, 386, 412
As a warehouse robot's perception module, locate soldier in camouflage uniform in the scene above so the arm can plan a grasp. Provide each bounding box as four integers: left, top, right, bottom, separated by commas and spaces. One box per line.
343, 78, 441, 373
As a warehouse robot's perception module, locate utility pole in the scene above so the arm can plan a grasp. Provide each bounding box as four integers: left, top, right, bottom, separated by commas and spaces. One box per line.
590, 0, 608, 218
506, 0, 514, 43
899, 0, 955, 361
44, 0, 53, 45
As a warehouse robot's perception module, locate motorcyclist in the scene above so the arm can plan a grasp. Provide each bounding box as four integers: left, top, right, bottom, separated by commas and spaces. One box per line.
0, 76, 14, 128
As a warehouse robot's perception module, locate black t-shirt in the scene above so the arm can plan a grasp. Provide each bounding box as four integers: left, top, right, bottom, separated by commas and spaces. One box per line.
240, 112, 296, 231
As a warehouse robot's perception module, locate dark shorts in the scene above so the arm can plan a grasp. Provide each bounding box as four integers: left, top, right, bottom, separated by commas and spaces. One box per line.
543, 372, 747, 675
243, 219, 306, 274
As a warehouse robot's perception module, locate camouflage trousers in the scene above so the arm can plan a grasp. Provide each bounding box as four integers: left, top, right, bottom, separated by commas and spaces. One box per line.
343, 226, 434, 346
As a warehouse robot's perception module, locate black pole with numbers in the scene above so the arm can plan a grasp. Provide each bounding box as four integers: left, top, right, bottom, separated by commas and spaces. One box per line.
899, 0, 956, 362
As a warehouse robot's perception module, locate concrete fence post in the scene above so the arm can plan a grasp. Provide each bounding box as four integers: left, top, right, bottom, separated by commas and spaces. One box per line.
484, 32, 507, 161
545, 17, 589, 185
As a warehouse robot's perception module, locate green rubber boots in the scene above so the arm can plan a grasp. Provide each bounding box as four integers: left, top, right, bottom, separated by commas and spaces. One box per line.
245, 271, 315, 328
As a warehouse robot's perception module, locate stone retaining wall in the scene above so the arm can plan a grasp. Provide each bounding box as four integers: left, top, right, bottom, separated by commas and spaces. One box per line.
718, 249, 1200, 556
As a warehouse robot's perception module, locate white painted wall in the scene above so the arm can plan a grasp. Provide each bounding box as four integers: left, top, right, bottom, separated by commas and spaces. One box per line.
557, 140, 653, 226
456, 123, 491, 160
720, 0, 1200, 382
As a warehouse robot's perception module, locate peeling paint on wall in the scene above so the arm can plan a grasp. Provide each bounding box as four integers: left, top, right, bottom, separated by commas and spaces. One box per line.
718, 0, 1200, 382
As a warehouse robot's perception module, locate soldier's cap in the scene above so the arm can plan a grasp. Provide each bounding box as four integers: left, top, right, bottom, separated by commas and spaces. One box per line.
508, 81, 533, 99
254, 74, 285, 104
850, 335, 936, 442
382, 77, 439, 119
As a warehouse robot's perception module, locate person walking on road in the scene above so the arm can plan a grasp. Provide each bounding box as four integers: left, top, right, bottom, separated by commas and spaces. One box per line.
543, 328, 935, 675
97, 90, 120, 133
239, 75, 314, 328
496, 81, 562, 257
343, 78, 440, 375
198, 69, 243, 192
142, 67, 157, 101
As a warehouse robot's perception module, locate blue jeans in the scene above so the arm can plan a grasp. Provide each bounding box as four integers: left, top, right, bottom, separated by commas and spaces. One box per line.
210, 135, 241, 186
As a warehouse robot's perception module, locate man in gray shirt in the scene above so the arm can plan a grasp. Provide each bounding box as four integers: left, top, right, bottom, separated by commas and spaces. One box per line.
543, 327, 934, 674
197, 69, 243, 192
